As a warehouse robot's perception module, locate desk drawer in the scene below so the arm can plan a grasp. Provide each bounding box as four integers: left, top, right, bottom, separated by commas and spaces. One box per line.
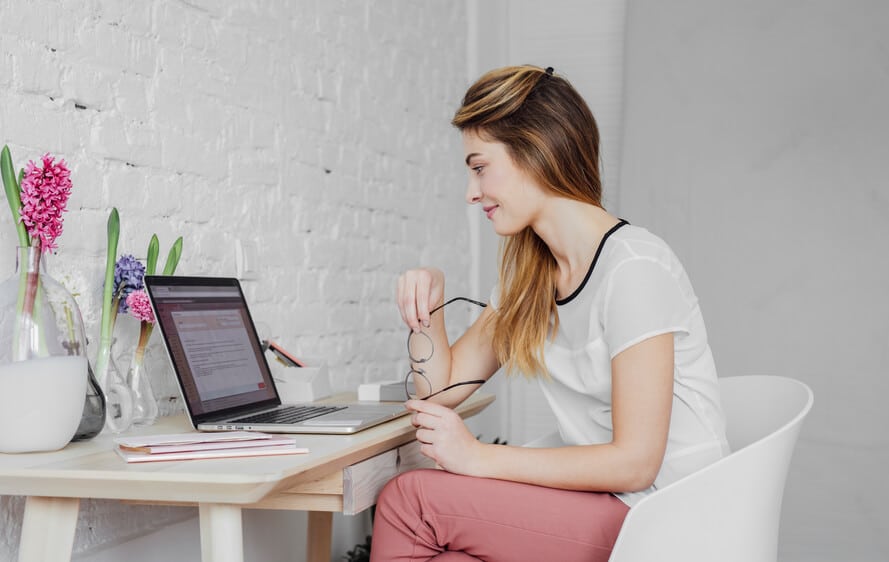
343, 441, 436, 515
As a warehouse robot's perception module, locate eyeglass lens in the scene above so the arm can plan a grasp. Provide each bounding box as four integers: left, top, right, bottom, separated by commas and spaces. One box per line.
403, 296, 488, 401
407, 330, 434, 364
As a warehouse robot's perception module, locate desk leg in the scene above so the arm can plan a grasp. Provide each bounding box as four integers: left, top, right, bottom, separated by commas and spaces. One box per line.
199, 503, 244, 562
18, 496, 80, 562
307, 511, 333, 562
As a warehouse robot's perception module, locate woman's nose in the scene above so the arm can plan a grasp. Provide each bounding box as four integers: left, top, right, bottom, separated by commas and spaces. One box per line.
465, 179, 481, 205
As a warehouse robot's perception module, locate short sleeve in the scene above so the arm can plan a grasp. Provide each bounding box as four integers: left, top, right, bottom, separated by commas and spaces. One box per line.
602, 257, 692, 358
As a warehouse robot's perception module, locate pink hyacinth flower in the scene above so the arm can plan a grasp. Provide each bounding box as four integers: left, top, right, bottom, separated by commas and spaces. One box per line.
126, 290, 155, 324
19, 153, 73, 253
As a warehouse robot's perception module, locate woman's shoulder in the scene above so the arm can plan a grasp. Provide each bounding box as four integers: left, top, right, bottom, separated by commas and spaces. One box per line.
605, 222, 678, 265
601, 223, 699, 307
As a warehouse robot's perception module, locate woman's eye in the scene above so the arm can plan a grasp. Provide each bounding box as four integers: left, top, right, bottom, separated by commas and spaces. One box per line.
471, 166, 484, 175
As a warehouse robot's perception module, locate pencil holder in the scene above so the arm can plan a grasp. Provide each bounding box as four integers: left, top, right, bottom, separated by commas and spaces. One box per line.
269, 357, 331, 403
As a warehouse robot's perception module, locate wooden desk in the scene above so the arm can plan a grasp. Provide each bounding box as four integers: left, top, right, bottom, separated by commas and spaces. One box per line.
0, 393, 494, 562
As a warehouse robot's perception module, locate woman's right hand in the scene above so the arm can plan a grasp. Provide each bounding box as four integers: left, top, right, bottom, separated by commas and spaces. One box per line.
397, 267, 445, 333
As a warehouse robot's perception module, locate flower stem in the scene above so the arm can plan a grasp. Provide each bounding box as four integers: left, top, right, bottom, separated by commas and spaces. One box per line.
63, 304, 78, 355
133, 322, 154, 365
26, 245, 50, 356
22, 252, 39, 317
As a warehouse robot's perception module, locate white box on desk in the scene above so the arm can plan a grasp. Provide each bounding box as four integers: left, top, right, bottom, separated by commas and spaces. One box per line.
268, 357, 331, 403
358, 378, 413, 401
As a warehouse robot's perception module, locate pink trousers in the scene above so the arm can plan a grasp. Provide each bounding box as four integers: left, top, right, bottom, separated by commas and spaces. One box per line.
369, 469, 629, 562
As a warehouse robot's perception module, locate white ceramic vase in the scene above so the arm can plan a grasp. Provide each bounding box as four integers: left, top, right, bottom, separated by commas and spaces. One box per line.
0, 355, 88, 453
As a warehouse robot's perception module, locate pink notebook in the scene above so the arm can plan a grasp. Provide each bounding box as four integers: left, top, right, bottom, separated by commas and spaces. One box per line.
114, 431, 309, 463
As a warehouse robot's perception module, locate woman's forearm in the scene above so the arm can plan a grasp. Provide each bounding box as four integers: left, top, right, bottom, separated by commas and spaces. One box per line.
471, 441, 662, 494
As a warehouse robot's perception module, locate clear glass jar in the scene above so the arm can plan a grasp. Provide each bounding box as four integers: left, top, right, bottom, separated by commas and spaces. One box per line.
0, 246, 90, 452
127, 343, 158, 426
95, 338, 134, 434
71, 361, 107, 441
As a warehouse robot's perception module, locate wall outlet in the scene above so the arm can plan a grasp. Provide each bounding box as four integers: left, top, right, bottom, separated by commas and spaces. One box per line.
234, 238, 259, 280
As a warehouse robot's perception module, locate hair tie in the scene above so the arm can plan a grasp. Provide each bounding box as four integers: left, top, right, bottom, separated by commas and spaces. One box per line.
544, 66, 554, 76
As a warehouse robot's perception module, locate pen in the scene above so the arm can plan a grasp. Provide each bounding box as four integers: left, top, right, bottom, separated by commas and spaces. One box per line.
266, 340, 305, 368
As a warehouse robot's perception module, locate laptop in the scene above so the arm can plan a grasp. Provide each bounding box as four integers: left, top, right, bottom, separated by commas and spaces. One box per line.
144, 275, 409, 434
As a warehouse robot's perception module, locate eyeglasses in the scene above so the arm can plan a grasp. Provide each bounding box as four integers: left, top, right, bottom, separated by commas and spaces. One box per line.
405, 296, 488, 401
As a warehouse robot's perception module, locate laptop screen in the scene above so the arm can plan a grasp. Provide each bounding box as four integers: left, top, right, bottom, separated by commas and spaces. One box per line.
144, 276, 280, 422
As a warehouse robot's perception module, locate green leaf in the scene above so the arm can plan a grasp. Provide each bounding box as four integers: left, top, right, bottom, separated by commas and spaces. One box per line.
146, 234, 159, 276
162, 236, 183, 275
1, 145, 30, 248
95, 207, 120, 381
101, 208, 120, 340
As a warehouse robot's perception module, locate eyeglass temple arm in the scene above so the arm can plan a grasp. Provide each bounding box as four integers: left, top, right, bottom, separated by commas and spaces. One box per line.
419, 379, 487, 401
430, 296, 487, 315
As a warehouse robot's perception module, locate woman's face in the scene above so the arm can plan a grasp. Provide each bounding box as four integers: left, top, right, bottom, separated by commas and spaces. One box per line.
462, 130, 546, 236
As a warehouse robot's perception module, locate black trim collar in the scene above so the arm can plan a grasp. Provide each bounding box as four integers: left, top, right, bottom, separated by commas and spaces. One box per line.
555, 219, 628, 306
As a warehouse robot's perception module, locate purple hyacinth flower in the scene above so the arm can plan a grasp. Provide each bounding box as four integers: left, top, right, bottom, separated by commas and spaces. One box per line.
113, 254, 146, 313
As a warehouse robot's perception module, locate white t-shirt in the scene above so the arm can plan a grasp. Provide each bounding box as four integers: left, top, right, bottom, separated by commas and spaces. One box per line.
493, 222, 729, 506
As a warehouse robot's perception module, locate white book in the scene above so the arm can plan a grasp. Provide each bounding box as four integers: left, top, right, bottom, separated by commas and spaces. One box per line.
358, 379, 412, 401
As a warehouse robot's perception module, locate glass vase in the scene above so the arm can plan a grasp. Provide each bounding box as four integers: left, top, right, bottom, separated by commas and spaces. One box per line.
0, 246, 90, 452
127, 342, 158, 426
94, 338, 133, 434
71, 361, 107, 441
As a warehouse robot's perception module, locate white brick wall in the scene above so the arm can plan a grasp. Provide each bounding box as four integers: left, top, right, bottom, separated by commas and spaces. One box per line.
0, 0, 469, 558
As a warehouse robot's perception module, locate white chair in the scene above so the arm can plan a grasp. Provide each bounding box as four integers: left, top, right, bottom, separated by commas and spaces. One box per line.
525, 375, 814, 562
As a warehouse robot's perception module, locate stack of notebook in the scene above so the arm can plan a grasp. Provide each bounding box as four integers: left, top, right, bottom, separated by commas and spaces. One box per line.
114, 431, 309, 463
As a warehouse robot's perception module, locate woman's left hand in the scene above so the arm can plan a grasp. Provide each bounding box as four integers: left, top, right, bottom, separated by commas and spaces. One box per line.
405, 399, 485, 476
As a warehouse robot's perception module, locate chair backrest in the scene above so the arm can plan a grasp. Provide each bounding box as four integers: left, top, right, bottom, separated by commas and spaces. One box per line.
607, 375, 814, 562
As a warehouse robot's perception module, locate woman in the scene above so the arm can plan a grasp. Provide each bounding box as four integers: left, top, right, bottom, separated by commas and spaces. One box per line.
370, 65, 728, 562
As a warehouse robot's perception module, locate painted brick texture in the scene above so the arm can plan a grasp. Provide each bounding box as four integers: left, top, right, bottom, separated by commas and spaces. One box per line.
0, 0, 469, 557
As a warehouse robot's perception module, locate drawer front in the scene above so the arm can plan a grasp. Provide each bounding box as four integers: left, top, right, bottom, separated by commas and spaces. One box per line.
343, 441, 436, 515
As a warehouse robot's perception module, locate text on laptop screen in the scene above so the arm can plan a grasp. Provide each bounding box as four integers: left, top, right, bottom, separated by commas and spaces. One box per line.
149, 283, 277, 415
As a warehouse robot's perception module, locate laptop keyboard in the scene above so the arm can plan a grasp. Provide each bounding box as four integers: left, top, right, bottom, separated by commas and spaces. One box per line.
232, 405, 347, 425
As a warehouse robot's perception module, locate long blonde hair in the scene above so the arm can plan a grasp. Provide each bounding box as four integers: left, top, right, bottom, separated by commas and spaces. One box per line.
452, 65, 604, 378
